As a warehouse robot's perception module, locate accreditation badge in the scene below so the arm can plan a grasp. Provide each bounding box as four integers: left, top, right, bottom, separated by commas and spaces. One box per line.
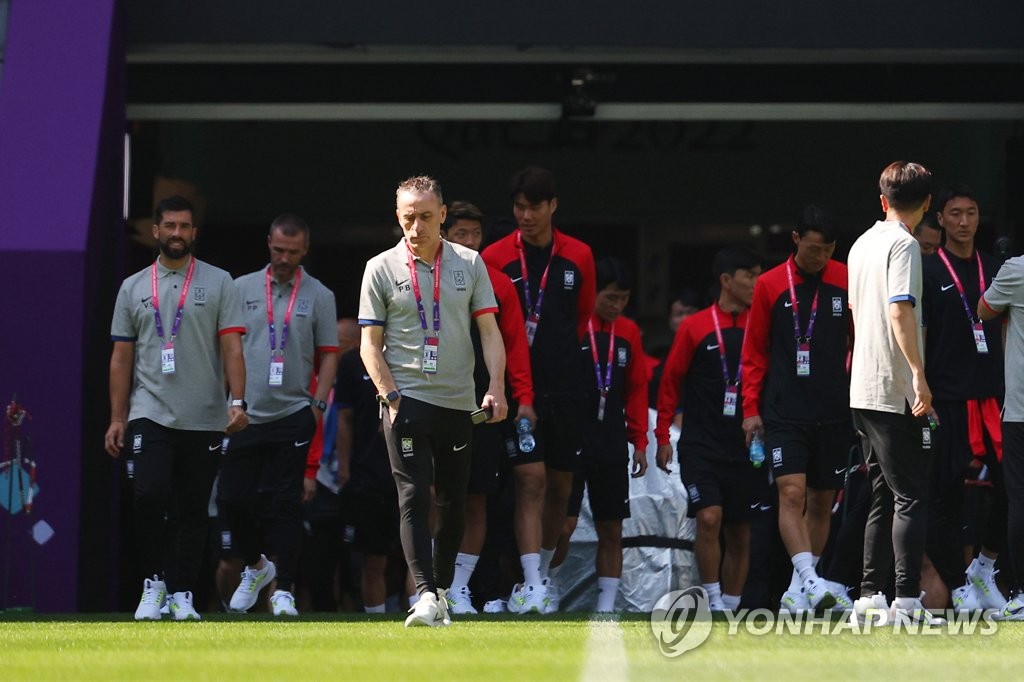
723, 385, 738, 417
422, 336, 439, 374
525, 317, 539, 347
269, 351, 285, 386
161, 342, 176, 374
973, 323, 989, 354
796, 343, 811, 377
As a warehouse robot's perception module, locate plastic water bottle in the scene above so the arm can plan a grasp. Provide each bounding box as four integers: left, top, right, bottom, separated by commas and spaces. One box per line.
516, 417, 536, 453
750, 432, 765, 468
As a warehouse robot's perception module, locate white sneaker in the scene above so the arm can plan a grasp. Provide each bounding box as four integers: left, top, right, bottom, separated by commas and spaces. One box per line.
134, 575, 166, 621
994, 594, 1024, 621
404, 591, 448, 627
446, 586, 478, 615
890, 594, 946, 626
507, 583, 526, 614
436, 588, 453, 626
542, 577, 560, 614
779, 588, 809, 614
519, 583, 548, 614
803, 577, 837, 610
169, 591, 201, 621
822, 580, 854, 611
951, 584, 982, 612
270, 590, 298, 616
229, 555, 277, 613
853, 592, 890, 626
483, 599, 507, 613
966, 560, 1007, 610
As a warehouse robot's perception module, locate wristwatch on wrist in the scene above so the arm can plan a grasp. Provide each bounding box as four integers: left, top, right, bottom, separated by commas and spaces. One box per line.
311, 399, 328, 411
377, 390, 401, 406
230, 399, 247, 411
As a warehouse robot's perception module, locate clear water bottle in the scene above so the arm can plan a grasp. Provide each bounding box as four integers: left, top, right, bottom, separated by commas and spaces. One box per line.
516, 417, 536, 453
750, 432, 765, 468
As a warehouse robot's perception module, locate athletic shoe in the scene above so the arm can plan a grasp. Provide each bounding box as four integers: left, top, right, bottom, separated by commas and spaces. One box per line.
446, 586, 478, 615
823, 580, 854, 611
134, 575, 166, 621
779, 588, 809, 614
993, 594, 1024, 621
890, 594, 946, 626
270, 590, 299, 616
436, 588, 453, 626
966, 560, 1007, 611
519, 583, 548, 614
169, 591, 201, 621
404, 591, 450, 627
229, 555, 277, 613
951, 584, 982, 612
803, 577, 837, 610
507, 583, 526, 614
542, 577, 560, 614
708, 598, 726, 612
483, 599, 507, 613
853, 592, 890, 626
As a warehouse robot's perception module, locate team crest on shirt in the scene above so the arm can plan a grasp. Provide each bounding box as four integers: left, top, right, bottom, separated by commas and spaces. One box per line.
453, 270, 466, 290
832, 297, 843, 316
772, 447, 783, 466
563, 271, 575, 289
296, 299, 310, 316
687, 484, 701, 503
221, 530, 232, 551
192, 287, 206, 305
401, 438, 414, 455
617, 347, 628, 366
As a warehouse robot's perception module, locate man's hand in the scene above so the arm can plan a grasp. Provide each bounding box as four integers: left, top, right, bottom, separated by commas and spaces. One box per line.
302, 477, 317, 503
481, 392, 508, 423
631, 447, 648, 478
911, 370, 932, 418
388, 398, 401, 425
742, 415, 763, 447
104, 421, 126, 458
226, 406, 249, 434
656, 444, 674, 474
515, 403, 537, 429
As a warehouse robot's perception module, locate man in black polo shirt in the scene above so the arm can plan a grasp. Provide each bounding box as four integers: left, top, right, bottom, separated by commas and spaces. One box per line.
922, 183, 1007, 611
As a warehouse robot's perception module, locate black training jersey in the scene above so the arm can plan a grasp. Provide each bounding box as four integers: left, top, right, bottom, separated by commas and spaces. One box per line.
482, 229, 596, 398
334, 349, 392, 494
742, 256, 851, 425
922, 248, 1004, 401
656, 303, 748, 462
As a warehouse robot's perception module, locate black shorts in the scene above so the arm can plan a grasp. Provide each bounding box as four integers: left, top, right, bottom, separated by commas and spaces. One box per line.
766, 419, 853, 490
467, 421, 506, 495
680, 452, 764, 524
341, 485, 401, 556
506, 396, 587, 472
567, 457, 630, 522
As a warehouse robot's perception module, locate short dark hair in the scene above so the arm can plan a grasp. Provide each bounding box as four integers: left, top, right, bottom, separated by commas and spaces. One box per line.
936, 183, 980, 214
879, 161, 933, 211
596, 257, 633, 292
712, 247, 760, 280
154, 195, 194, 225
672, 287, 706, 311
509, 166, 557, 203
270, 214, 310, 242
913, 213, 941, 237
796, 204, 837, 243
445, 201, 484, 230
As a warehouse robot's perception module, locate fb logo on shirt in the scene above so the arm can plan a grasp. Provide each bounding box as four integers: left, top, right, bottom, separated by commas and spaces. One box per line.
453, 270, 466, 290
564, 271, 575, 289
832, 297, 843, 316
617, 347, 628, 366
193, 287, 206, 305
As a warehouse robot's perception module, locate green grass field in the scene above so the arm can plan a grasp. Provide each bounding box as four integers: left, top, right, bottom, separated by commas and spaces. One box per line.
1, 613, 1021, 681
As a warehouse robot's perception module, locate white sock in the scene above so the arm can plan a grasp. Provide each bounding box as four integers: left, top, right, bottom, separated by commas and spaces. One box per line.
521, 553, 542, 585
703, 582, 723, 604
451, 553, 479, 590
722, 594, 741, 611
788, 568, 802, 592
597, 577, 620, 611
977, 554, 996, 573
408, 593, 420, 607
364, 604, 385, 614
539, 548, 556, 579
792, 551, 818, 584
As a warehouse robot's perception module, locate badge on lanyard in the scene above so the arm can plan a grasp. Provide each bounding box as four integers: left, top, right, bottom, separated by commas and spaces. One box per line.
161, 342, 176, 374
269, 351, 285, 386
517, 231, 555, 349
723, 385, 738, 417
266, 267, 302, 387
588, 319, 616, 422
598, 390, 608, 421
937, 248, 990, 356
973, 323, 989, 354
525, 317, 539, 347
787, 261, 819, 379
796, 343, 811, 377
422, 336, 439, 374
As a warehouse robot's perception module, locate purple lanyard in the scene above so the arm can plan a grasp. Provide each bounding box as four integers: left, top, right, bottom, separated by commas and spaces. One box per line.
587, 319, 616, 395
516, 231, 556, 323
786, 260, 819, 343
937, 247, 986, 324
711, 305, 740, 385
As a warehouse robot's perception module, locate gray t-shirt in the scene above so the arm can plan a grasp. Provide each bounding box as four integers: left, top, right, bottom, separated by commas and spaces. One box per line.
981, 255, 1024, 422
848, 220, 923, 414
358, 238, 498, 411
110, 256, 245, 431
235, 265, 339, 424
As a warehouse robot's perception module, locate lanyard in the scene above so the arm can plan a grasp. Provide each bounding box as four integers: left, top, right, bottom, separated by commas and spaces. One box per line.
587, 319, 616, 395
406, 242, 442, 334
150, 257, 196, 340
516, 231, 556, 323
266, 266, 302, 354
786, 260, 820, 343
711, 305, 740, 386
937, 247, 986, 324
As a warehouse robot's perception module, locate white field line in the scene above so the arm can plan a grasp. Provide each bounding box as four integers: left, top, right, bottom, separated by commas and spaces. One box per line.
580, 617, 628, 682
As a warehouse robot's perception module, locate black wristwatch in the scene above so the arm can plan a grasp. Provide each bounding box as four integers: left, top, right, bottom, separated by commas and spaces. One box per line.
311, 399, 328, 411
230, 399, 248, 411
377, 389, 401, 406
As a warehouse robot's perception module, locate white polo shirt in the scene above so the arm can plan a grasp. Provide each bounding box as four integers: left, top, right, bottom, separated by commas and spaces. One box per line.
981, 256, 1024, 422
